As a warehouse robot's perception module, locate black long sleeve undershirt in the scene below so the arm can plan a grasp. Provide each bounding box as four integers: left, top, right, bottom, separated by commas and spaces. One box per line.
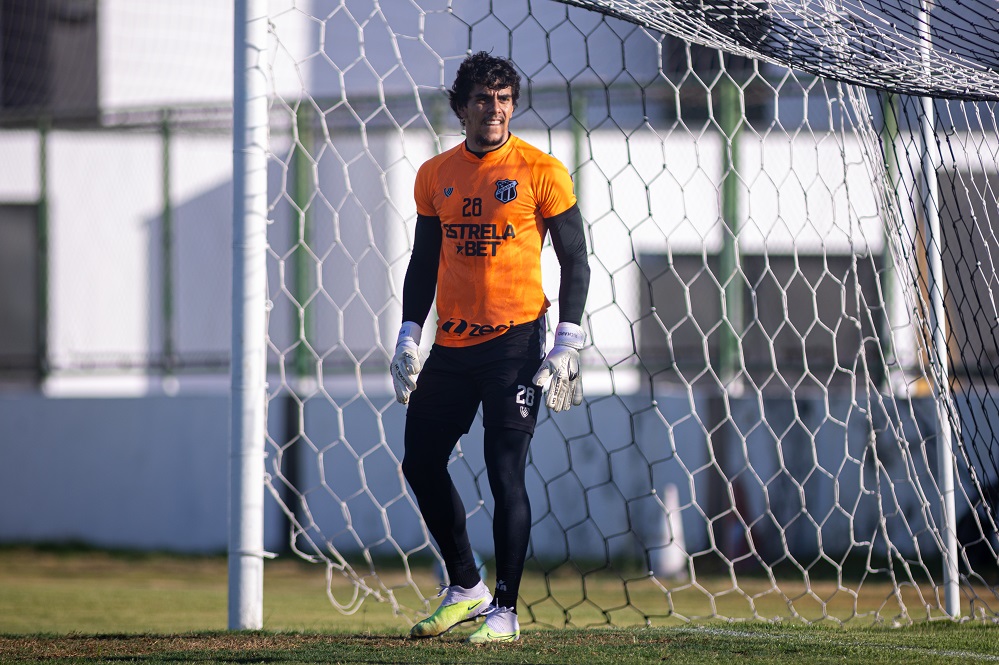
401, 214, 442, 327
400, 204, 590, 327
546, 203, 590, 325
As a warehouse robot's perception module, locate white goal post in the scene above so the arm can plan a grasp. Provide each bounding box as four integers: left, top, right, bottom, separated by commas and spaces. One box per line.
229, 0, 269, 631
230, 0, 999, 629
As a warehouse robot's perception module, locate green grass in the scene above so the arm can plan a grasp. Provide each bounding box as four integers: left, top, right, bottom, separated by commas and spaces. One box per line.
2, 547, 999, 664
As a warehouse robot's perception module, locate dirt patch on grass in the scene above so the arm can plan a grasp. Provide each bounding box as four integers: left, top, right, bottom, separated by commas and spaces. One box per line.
0, 633, 345, 660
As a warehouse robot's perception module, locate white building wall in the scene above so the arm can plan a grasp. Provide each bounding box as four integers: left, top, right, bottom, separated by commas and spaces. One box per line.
0, 394, 282, 553
100, 0, 306, 109
47, 132, 160, 371
0, 131, 40, 200
168, 134, 235, 364
0, 390, 947, 563
12, 125, 889, 389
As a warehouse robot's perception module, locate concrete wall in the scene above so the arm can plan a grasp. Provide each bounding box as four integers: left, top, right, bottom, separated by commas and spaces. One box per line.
0, 393, 283, 553
0, 389, 956, 569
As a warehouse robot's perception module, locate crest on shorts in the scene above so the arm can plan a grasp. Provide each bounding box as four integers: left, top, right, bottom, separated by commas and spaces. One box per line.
520, 405, 530, 418
444, 187, 454, 197
495, 179, 518, 204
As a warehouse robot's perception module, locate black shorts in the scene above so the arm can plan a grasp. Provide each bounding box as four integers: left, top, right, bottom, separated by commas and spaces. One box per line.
407, 317, 546, 435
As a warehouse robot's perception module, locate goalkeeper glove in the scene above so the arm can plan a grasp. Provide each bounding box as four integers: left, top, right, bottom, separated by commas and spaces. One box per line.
390, 321, 422, 404
532, 322, 585, 412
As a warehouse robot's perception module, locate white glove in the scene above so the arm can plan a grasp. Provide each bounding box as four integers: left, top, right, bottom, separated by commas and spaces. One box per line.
532, 322, 585, 412
390, 322, 422, 404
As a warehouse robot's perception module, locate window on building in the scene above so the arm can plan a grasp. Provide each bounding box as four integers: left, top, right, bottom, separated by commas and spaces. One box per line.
638, 251, 886, 391
1, 0, 98, 118
0, 202, 41, 383
938, 168, 999, 381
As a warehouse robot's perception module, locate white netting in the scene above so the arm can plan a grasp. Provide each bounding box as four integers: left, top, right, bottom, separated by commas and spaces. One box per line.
561, 0, 999, 101
263, 0, 999, 625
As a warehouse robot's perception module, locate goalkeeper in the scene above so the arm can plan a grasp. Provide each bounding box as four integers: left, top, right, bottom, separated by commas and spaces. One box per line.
392, 51, 590, 644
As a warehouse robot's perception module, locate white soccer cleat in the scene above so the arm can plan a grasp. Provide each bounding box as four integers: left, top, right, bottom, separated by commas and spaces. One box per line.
466, 604, 520, 643
409, 582, 492, 638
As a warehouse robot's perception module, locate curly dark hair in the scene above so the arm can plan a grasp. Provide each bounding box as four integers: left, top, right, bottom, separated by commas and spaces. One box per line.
447, 51, 521, 123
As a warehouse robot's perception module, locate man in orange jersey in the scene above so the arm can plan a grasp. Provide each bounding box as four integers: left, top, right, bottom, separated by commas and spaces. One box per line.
391, 51, 590, 643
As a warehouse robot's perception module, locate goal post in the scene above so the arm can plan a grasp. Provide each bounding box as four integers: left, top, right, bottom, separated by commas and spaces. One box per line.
917, 0, 960, 617
229, 0, 999, 627
229, 0, 269, 631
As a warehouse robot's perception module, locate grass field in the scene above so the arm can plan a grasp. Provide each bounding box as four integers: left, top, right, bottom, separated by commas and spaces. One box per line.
2, 546, 999, 664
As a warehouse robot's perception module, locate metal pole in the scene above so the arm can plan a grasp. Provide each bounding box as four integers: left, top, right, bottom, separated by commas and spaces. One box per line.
918, 0, 959, 619
293, 106, 313, 382
37, 118, 50, 379
229, 0, 269, 631
877, 92, 899, 391
707, 69, 745, 555
161, 111, 175, 376
277, 104, 315, 550
718, 71, 744, 395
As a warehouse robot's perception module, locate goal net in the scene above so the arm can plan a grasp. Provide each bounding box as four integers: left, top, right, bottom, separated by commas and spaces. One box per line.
262, 0, 999, 624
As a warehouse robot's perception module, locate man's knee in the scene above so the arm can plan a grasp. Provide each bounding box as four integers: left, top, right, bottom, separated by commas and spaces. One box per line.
402, 417, 463, 485
401, 453, 420, 484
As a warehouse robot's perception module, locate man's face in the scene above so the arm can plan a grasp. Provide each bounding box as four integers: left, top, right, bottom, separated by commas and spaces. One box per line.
459, 83, 514, 152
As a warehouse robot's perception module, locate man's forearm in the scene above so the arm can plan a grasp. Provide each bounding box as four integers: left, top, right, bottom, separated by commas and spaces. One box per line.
401, 214, 442, 325
547, 204, 590, 324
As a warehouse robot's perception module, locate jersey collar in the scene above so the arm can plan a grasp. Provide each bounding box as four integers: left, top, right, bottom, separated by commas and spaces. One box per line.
462, 134, 516, 162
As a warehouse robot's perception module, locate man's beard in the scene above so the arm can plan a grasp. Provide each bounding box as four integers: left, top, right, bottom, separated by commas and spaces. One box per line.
474, 128, 507, 148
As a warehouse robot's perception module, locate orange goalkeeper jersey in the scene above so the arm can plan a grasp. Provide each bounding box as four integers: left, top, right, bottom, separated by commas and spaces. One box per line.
414, 134, 577, 347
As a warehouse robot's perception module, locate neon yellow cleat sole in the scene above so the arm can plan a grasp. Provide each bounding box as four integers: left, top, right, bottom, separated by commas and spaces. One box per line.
466, 624, 520, 644
409, 598, 489, 638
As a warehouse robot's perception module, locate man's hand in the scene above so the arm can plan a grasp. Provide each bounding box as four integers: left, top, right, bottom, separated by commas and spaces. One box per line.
390, 322, 422, 404
532, 322, 585, 412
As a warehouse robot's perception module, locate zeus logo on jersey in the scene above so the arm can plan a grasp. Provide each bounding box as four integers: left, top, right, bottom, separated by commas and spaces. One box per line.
441, 318, 514, 338
495, 179, 518, 203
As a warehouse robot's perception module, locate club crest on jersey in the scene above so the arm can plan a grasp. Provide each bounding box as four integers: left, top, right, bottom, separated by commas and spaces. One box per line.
494, 179, 518, 204
444, 187, 454, 197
